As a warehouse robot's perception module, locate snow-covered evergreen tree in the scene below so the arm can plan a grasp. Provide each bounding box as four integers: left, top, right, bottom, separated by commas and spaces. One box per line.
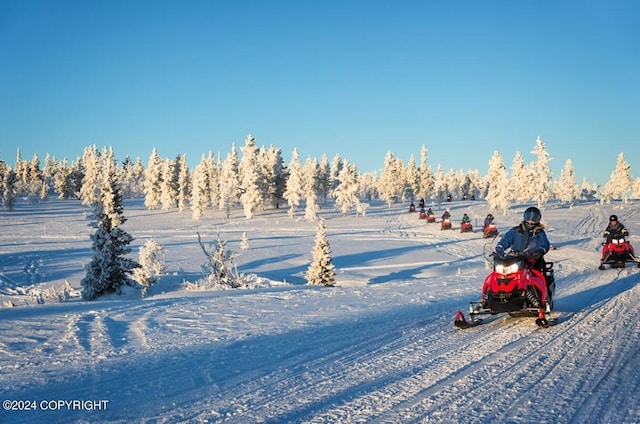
509, 152, 531, 202
530, 136, 553, 208
263, 145, 287, 209
219, 146, 240, 218
143, 148, 163, 210
465, 169, 483, 200
283, 148, 305, 219
81, 162, 140, 300
1, 165, 17, 210
580, 178, 598, 201
306, 220, 335, 287
318, 153, 331, 204
176, 154, 191, 212
358, 171, 378, 201
404, 154, 419, 202
554, 159, 580, 206
80, 145, 100, 206
206, 152, 220, 209
240, 232, 249, 250
304, 156, 321, 222
601, 152, 633, 203
190, 159, 210, 220
418, 145, 434, 201
239, 135, 262, 219
378, 151, 405, 206
160, 157, 177, 211
329, 154, 343, 195
485, 151, 511, 214
53, 158, 70, 199
334, 160, 363, 216
431, 165, 447, 204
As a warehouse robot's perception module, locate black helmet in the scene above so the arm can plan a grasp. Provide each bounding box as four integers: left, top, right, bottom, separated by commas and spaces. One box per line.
523, 207, 541, 224
609, 215, 618, 222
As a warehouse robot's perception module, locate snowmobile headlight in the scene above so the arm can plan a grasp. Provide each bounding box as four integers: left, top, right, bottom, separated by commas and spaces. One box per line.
495, 262, 520, 275
612, 238, 624, 244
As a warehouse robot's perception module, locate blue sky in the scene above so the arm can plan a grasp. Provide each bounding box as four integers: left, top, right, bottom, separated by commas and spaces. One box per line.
1, 0, 638, 186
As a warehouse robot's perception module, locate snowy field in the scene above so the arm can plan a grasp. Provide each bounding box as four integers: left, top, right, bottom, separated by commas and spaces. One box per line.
1, 198, 639, 423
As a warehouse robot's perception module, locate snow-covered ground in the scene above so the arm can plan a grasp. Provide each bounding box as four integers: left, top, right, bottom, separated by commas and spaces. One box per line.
1, 198, 639, 423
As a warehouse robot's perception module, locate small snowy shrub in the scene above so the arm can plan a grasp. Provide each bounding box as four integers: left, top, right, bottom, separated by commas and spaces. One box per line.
132, 239, 166, 287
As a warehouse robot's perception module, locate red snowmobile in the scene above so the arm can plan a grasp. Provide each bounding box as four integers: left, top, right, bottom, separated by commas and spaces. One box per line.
409, 203, 416, 213
426, 212, 436, 223
460, 221, 474, 233
418, 209, 427, 219
455, 253, 555, 328
441, 217, 452, 230
599, 236, 639, 270
482, 223, 498, 238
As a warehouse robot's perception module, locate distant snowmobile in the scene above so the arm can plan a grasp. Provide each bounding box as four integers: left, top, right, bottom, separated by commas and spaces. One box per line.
441, 217, 452, 230
482, 222, 498, 238
460, 221, 474, 233
455, 252, 555, 328
599, 236, 640, 270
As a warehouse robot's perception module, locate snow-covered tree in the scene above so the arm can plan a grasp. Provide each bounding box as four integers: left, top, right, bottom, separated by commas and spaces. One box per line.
465, 169, 483, 200
530, 136, 553, 208
580, 178, 598, 201
404, 154, 419, 202
271, 146, 288, 209
378, 151, 405, 206
601, 152, 633, 203
318, 153, 332, 204
432, 165, 447, 204
160, 158, 177, 211
81, 162, 140, 300
190, 159, 210, 220
357, 171, 378, 201
509, 152, 531, 202
176, 154, 190, 212
333, 160, 363, 216
80, 145, 101, 206
143, 148, 163, 210
418, 145, 434, 201
239, 135, 262, 219
132, 239, 166, 289
206, 152, 220, 209
304, 156, 321, 222
306, 220, 335, 287
554, 159, 580, 206
1, 165, 17, 210
283, 148, 305, 219
240, 232, 249, 250
329, 154, 343, 194
485, 151, 510, 214
219, 145, 240, 218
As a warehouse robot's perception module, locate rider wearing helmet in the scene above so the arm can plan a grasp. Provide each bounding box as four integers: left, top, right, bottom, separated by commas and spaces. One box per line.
603, 215, 629, 240
495, 206, 550, 273
483, 213, 494, 227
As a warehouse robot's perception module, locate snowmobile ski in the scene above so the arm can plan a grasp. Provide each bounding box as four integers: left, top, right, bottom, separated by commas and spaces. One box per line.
454, 310, 483, 329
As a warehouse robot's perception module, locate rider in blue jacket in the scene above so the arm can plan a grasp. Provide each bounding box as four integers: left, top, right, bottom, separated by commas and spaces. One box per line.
495, 207, 550, 273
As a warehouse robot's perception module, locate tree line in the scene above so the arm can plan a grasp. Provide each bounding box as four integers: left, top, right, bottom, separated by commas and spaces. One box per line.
1, 135, 638, 217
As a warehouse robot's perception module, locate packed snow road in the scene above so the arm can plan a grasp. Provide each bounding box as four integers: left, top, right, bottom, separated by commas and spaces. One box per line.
1, 200, 639, 423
